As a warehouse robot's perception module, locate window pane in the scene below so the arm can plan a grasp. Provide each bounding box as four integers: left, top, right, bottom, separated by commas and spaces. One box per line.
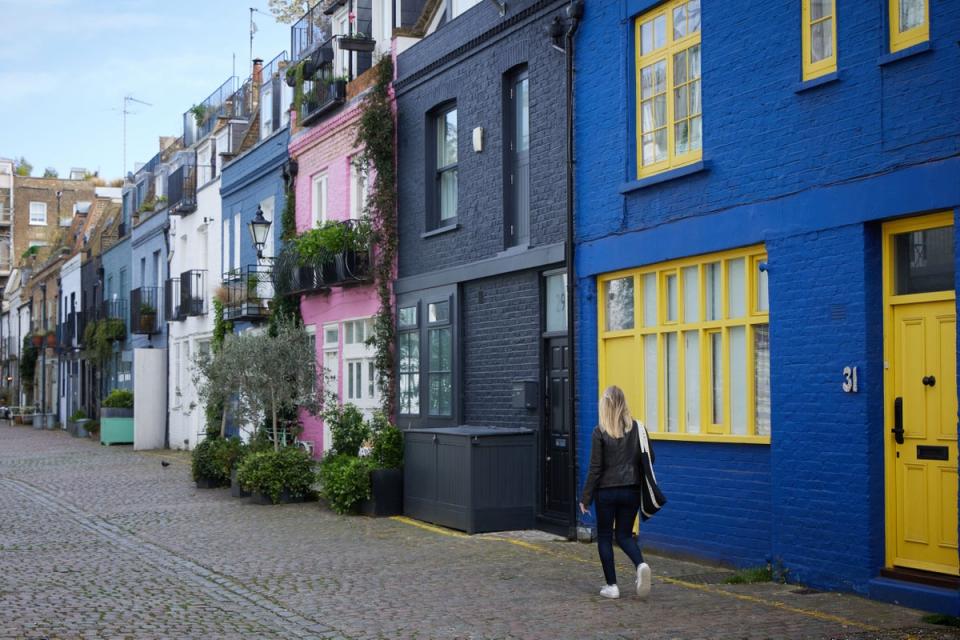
439, 168, 458, 221
710, 332, 723, 423
399, 306, 417, 328
811, 0, 831, 21
729, 327, 747, 435
369, 361, 375, 398
757, 262, 769, 312
605, 277, 635, 331
348, 361, 356, 399
516, 77, 529, 152
682, 266, 699, 322
727, 258, 746, 318
688, 45, 701, 79
687, 0, 700, 33
893, 226, 954, 295
899, 0, 924, 32
811, 18, 833, 63
653, 14, 666, 50
684, 330, 700, 433
642, 273, 657, 327
428, 301, 449, 323
325, 326, 338, 345
674, 50, 688, 84
754, 325, 771, 436
673, 4, 687, 40
438, 109, 458, 167
655, 129, 668, 163
643, 335, 659, 430
429, 327, 451, 371
705, 262, 721, 320
399, 332, 419, 373
665, 273, 678, 322
429, 374, 452, 416
345, 322, 354, 344
400, 373, 420, 414
675, 120, 689, 155
641, 20, 654, 55
690, 115, 702, 151
665, 332, 678, 432
545, 273, 567, 332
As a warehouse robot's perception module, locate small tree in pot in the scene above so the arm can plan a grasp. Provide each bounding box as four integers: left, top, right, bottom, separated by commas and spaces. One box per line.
360, 411, 404, 516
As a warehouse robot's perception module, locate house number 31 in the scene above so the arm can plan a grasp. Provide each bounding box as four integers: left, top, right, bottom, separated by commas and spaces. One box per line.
842, 366, 859, 393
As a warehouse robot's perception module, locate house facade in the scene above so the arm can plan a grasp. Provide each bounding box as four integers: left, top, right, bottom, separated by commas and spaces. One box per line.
574, 0, 959, 614
394, 0, 573, 532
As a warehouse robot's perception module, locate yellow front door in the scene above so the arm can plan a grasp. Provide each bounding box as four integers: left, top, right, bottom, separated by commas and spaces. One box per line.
891, 301, 958, 574
884, 212, 958, 577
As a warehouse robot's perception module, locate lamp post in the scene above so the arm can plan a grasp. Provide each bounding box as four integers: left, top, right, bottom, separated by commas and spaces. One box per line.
39, 281, 46, 427
247, 205, 271, 262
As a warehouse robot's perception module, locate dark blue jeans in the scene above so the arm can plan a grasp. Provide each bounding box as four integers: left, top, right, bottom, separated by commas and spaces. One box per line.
595, 485, 644, 585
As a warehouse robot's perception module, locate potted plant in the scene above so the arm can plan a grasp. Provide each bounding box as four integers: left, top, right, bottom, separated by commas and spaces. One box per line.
189, 104, 208, 127
100, 389, 134, 445
191, 437, 245, 489
236, 447, 316, 504
139, 302, 157, 333
45, 330, 57, 348
316, 402, 373, 514
359, 412, 404, 517
337, 32, 376, 53
67, 408, 90, 438
338, 219, 373, 280
327, 75, 349, 100
31, 333, 43, 348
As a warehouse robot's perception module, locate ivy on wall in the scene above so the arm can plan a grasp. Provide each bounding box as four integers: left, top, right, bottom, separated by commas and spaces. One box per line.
354, 58, 397, 417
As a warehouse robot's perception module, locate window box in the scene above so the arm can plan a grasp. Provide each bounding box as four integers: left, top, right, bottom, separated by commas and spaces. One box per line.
337, 35, 376, 53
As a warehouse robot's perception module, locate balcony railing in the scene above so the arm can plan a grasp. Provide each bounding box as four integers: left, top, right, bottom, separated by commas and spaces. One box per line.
76, 310, 89, 346
183, 77, 253, 147
299, 76, 347, 126
273, 222, 372, 297
168, 162, 197, 215
101, 298, 127, 322
58, 312, 76, 349
130, 286, 162, 335
165, 278, 184, 322
180, 270, 207, 316
260, 50, 289, 140
292, 3, 331, 61
222, 265, 274, 322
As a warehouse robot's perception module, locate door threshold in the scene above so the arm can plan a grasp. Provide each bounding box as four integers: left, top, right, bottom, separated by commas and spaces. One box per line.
880, 566, 960, 590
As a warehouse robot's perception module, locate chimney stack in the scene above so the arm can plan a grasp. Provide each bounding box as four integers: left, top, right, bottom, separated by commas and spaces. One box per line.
252, 58, 264, 89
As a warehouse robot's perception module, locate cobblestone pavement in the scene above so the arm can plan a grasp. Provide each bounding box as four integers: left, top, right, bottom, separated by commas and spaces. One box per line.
1, 422, 957, 640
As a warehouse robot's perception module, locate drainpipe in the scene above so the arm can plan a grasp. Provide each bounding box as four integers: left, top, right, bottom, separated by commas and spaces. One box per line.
563, 0, 583, 539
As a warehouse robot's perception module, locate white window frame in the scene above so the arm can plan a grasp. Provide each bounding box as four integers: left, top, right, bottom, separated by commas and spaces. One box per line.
260, 85, 274, 139
312, 172, 328, 227
350, 160, 368, 221
29, 202, 47, 225
342, 317, 378, 411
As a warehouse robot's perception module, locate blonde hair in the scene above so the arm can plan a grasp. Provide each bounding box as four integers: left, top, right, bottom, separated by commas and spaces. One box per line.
599, 385, 633, 438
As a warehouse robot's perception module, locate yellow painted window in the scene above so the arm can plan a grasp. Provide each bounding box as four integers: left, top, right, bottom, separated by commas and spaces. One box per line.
598, 246, 771, 443
634, 0, 702, 178
889, 0, 929, 52
801, 0, 837, 80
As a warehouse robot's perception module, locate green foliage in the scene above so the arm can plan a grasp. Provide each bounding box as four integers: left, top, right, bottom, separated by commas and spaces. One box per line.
369, 412, 403, 469
921, 615, 960, 628
211, 299, 232, 352
188, 104, 208, 126
723, 566, 773, 584
354, 58, 397, 415
324, 403, 369, 457
102, 389, 134, 409
281, 170, 298, 242
293, 220, 372, 265
290, 61, 307, 118
83, 319, 126, 366
191, 437, 246, 485
318, 454, 372, 514
236, 447, 316, 503
42, 167, 58, 178
69, 409, 87, 422
21, 245, 40, 260
268, 0, 315, 25
14, 157, 32, 177
19, 337, 38, 389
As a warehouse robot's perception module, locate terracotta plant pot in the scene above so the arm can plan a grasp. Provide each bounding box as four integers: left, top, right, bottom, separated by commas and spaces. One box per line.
31, 334, 42, 348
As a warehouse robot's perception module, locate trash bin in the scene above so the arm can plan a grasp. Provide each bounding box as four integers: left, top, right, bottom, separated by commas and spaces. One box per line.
403, 426, 535, 534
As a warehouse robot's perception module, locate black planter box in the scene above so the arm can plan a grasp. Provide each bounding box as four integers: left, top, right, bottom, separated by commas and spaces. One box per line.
337, 36, 376, 53
231, 469, 251, 498
403, 426, 535, 534
360, 468, 403, 517
195, 477, 224, 490
250, 490, 308, 505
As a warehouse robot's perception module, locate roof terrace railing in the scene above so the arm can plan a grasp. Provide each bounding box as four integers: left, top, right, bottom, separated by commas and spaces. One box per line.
292, 3, 331, 61
183, 76, 238, 147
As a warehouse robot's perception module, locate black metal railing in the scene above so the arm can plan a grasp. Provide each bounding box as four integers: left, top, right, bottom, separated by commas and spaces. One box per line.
292, 3, 331, 61
100, 298, 127, 322
168, 161, 197, 215
76, 310, 88, 346
222, 265, 274, 322
59, 312, 76, 349
183, 76, 238, 146
180, 270, 206, 316
130, 286, 162, 335
299, 76, 347, 126
165, 278, 184, 322
273, 222, 372, 297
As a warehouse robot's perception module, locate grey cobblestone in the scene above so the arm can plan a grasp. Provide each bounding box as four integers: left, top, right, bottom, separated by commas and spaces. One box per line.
0, 423, 957, 639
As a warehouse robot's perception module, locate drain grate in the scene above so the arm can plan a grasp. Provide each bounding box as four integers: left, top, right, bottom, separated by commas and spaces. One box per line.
674, 571, 737, 584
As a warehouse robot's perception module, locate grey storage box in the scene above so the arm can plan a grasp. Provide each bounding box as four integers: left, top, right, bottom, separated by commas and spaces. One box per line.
403, 426, 535, 534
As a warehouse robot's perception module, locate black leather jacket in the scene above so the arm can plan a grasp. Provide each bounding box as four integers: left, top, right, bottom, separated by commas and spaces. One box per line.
580, 422, 654, 506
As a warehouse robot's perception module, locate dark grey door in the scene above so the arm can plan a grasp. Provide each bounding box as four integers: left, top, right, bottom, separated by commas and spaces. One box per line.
543, 336, 571, 518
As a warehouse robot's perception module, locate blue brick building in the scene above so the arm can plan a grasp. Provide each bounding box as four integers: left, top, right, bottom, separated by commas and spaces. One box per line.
574, 0, 958, 614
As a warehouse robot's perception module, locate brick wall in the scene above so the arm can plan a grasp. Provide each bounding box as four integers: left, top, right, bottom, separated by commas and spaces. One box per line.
13, 177, 95, 264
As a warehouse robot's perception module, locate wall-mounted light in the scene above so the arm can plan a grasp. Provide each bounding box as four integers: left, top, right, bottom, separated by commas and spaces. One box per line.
247, 205, 271, 260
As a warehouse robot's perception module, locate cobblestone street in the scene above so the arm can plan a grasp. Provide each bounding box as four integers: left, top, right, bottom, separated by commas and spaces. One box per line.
0, 422, 956, 640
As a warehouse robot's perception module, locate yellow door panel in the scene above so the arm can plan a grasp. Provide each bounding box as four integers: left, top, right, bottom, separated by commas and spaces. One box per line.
901, 464, 929, 544
890, 300, 959, 575
942, 468, 958, 549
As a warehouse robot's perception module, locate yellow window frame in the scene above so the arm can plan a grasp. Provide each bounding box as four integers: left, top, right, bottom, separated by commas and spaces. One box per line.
801, 0, 837, 81
598, 246, 770, 444
634, 0, 702, 179
888, 0, 929, 53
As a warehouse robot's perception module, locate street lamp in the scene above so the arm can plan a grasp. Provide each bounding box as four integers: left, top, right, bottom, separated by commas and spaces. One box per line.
39, 281, 47, 427
247, 205, 271, 261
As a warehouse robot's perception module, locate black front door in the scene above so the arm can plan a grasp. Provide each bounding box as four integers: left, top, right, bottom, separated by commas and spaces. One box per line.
542, 336, 571, 519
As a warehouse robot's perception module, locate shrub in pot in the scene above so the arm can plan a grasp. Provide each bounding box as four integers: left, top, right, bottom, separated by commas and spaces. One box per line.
236, 447, 315, 504
325, 403, 369, 457
360, 412, 404, 517
319, 453, 373, 514
191, 437, 244, 489
100, 389, 134, 445
67, 408, 90, 438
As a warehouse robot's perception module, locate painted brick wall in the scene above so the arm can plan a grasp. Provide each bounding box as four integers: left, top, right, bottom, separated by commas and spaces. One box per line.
767, 224, 885, 593
395, 0, 568, 278
575, 1, 960, 244
462, 271, 541, 430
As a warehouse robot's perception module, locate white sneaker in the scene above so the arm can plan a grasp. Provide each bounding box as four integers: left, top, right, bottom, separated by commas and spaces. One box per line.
636, 562, 651, 599
599, 584, 620, 599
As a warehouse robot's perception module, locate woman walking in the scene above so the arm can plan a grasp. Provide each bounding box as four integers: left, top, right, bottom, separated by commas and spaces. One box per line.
579, 385, 664, 599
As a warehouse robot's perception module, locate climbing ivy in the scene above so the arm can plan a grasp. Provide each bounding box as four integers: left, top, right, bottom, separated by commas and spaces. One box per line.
354, 58, 397, 416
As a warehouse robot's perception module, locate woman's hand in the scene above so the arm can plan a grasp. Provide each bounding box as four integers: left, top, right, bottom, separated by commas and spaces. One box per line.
579, 502, 589, 514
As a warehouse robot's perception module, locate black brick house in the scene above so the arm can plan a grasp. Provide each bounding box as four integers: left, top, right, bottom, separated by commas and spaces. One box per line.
394, 0, 573, 534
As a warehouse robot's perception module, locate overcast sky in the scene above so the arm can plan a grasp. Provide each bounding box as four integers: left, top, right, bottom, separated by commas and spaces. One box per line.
0, 0, 292, 180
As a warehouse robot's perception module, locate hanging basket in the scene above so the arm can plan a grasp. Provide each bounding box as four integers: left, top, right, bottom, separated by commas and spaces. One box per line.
45, 332, 57, 348
31, 334, 43, 348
